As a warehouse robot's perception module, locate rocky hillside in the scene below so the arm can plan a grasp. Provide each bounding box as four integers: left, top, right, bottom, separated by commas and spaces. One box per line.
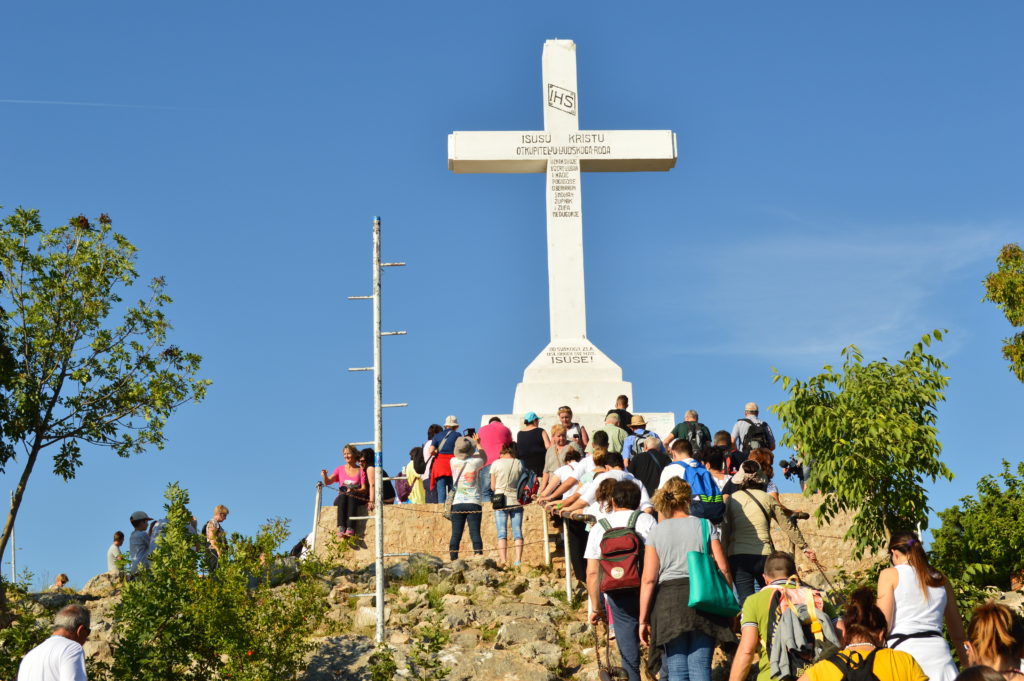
15, 495, 963, 680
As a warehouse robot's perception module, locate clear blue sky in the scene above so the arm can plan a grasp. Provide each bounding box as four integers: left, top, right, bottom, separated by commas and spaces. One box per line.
1, 2, 1021, 588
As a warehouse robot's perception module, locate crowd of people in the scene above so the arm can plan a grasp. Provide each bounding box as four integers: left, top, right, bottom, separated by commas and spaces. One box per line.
114, 504, 231, 576
312, 396, 1024, 681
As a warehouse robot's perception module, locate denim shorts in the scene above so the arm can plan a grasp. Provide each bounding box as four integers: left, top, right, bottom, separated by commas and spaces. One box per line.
494, 506, 524, 540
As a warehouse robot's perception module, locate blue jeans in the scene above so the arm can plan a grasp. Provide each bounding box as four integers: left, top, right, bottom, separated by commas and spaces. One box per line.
480, 464, 493, 502
606, 590, 642, 681
494, 506, 523, 540
729, 554, 767, 606
448, 503, 482, 560
435, 476, 452, 504
663, 630, 713, 681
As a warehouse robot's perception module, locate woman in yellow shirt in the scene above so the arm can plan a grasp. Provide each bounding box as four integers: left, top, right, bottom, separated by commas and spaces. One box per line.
403, 447, 427, 504
799, 588, 927, 681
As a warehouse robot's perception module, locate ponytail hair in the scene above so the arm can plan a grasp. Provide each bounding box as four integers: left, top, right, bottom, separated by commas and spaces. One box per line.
842, 587, 888, 643
967, 601, 1024, 664
652, 477, 691, 516
888, 531, 943, 593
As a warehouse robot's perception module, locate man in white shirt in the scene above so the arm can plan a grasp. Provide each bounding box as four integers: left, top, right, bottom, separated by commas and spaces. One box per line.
562, 452, 653, 517
17, 604, 90, 681
106, 531, 124, 574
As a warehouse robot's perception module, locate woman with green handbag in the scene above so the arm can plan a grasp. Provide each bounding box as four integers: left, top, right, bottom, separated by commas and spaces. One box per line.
639, 477, 736, 681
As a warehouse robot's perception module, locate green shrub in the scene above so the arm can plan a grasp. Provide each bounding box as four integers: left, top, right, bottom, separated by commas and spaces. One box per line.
0, 573, 49, 681
932, 460, 1024, 591
367, 644, 398, 681
109, 483, 327, 681
408, 620, 450, 681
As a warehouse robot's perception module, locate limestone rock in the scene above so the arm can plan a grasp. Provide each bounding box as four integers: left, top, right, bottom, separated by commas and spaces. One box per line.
352, 605, 390, 629
495, 618, 557, 648
464, 568, 500, 587
443, 647, 555, 681
463, 555, 499, 571
443, 610, 472, 628
81, 572, 120, 597
440, 593, 470, 608
303, 635, 378, 681
521, 590, 550, 606
28, 592, 96, 611
84, 639, 113, 665
451, 628, 480, 649
506, 578, 529, 595
386, 553, 443, 580
520, 640, 563, 669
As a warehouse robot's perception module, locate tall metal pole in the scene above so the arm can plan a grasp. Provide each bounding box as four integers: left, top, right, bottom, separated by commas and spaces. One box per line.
347, 216, 406, 645
310, 483, 323, 556
372, 217, 386, 644
9, 489, 14, 577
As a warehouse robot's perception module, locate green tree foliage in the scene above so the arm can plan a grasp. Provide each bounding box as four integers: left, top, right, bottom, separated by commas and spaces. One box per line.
0, 573, 49, 680
771, 330, 952, 557
983, 243, 1024, 383
0, 208, 209, 571
931, 460, 1024, 591
109, 483, 327, 681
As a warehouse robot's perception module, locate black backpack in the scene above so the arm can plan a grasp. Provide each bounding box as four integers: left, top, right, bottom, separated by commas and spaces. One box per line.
630, 431, 649, 462
826, 650, 882, 681
739, 418, 771, 453
685, 422, 711, 458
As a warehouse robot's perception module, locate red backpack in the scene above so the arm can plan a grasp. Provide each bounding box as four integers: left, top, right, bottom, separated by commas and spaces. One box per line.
598, 511, 644, 592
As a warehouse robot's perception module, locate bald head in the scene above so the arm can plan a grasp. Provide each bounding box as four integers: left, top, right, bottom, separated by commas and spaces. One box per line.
745, 402, 759, 414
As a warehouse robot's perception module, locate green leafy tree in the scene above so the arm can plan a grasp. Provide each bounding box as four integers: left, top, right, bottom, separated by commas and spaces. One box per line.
983, 243, 1024, 383
0, 208, 208, 584
111, 483, 327, 681
771, 330, 953, 556
931, 460, 1024, 591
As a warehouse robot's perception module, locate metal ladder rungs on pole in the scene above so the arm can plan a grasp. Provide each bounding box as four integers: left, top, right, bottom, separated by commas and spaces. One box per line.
338, 215, 406, 646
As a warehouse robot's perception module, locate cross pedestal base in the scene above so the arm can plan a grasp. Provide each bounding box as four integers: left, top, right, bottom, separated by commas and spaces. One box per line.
483, 338, 676, 440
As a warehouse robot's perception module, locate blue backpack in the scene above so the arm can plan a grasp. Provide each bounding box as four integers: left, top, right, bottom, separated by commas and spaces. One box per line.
671, 460, 725, 522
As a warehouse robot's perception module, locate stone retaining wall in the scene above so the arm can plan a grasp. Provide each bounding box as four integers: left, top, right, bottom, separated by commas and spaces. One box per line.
313, 493, 884, 579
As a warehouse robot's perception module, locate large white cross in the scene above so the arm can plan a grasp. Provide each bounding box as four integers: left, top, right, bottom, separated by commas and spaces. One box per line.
448, 39, 677, 342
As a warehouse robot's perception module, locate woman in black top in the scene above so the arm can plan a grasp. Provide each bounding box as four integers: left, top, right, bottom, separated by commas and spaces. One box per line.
516, 412, 551, 476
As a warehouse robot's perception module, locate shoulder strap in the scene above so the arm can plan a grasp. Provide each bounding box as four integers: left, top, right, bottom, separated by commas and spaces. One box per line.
741, 489, 772, 523
739, 418, 754, 426
627, 510, 641, 529
700, 517, 711, 554
740, 489, 775, 549
599, 518, 612, 531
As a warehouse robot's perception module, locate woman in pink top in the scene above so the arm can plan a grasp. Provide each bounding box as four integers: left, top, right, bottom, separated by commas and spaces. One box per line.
321, 444, 366, 537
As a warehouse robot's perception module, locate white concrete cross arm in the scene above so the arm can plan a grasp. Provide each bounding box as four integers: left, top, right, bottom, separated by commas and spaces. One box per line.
447, 130, 677, 173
